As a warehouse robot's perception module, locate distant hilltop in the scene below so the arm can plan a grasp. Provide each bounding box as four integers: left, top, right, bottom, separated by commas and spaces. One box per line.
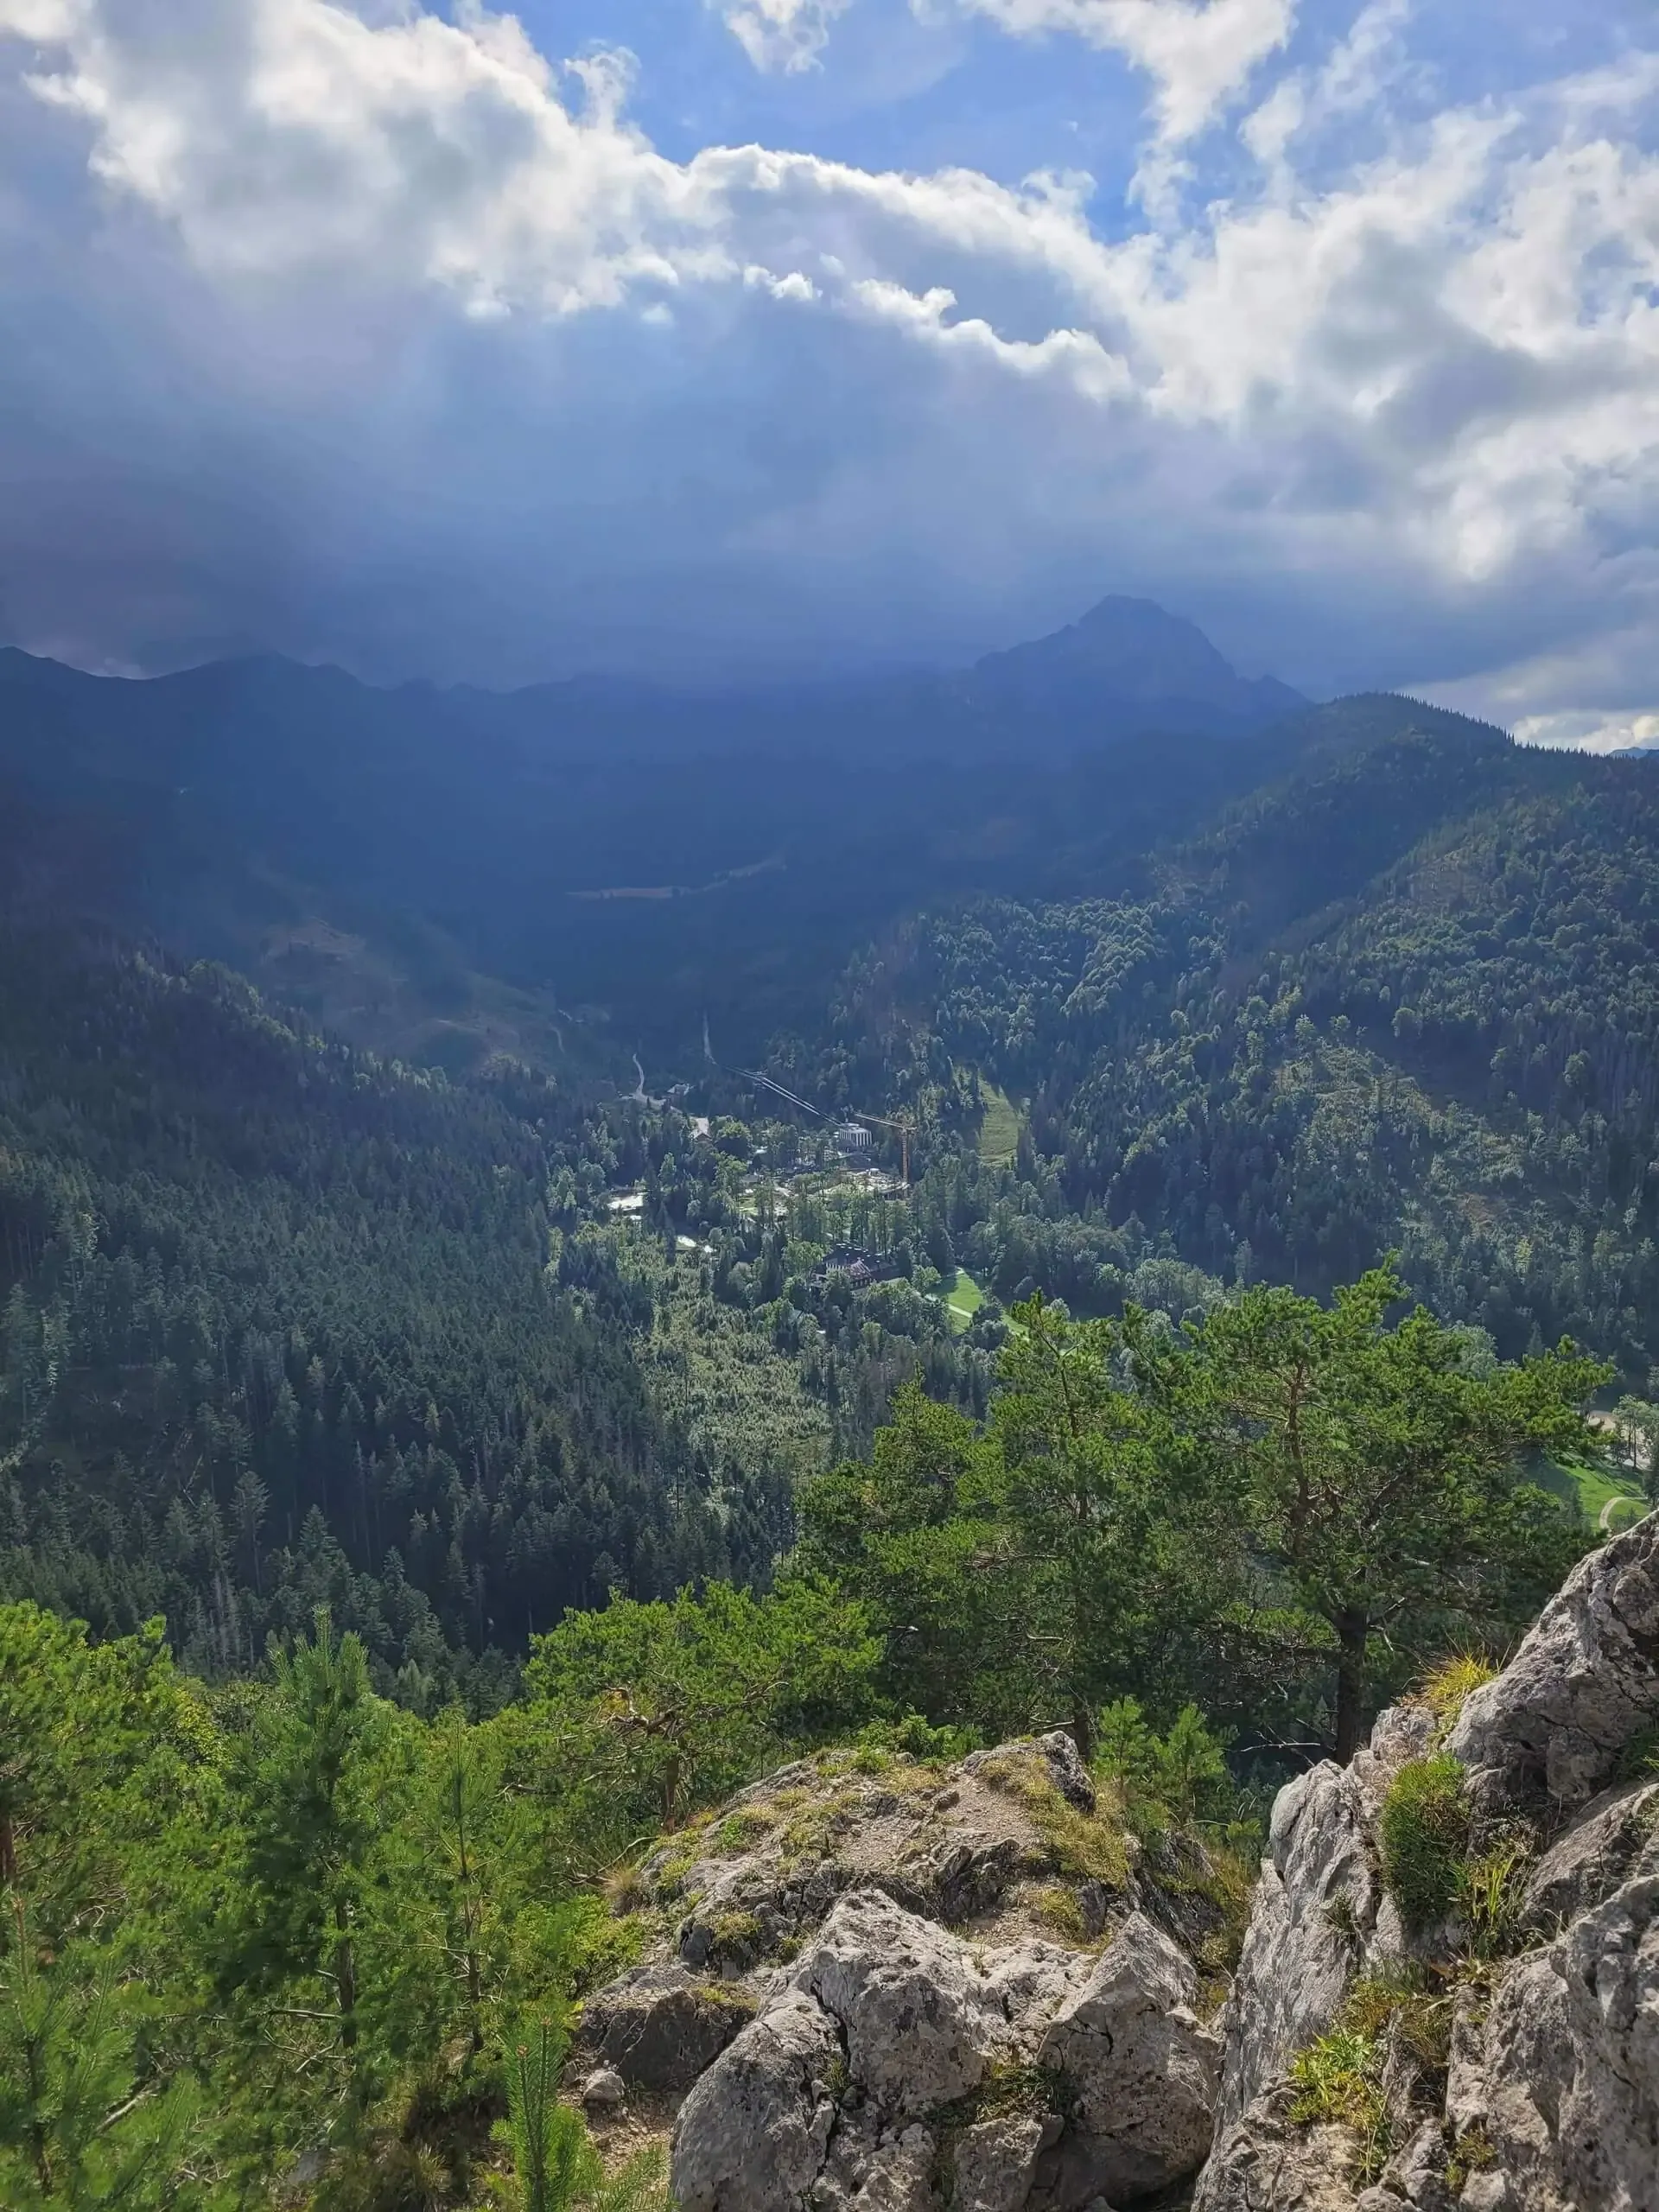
966, 593, 1308, 735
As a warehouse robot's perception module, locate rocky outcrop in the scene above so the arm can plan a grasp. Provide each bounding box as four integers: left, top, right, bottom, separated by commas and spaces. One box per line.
1446, 1516, 1659, 1813
642, 1731, 1132, 1983
671, 1990, 844, 2212
577, 1727, 1236, 2126
1034, 1910, 1223, 2205
1197, 1511, 1659, 2212
1441, 1844, 1659, 2212
1208, 1706, 1435, 2143
671, 1887, 1222, 2211
584, 1522, 1659, 2211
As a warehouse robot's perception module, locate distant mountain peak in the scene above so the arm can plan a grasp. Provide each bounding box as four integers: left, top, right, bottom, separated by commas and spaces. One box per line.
969, 593, 1306, 734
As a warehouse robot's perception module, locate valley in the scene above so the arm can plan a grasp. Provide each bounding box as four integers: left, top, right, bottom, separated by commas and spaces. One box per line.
4, 603, 1658, 2212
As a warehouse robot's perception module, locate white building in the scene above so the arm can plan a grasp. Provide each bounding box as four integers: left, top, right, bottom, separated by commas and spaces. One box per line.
834, 1123, 874, 1155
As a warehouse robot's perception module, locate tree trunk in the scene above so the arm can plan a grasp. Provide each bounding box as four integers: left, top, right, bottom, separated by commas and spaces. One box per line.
334, 1900, 358, 2053
1333, 1610, 1369, 1765
1071, 1698, 1095, 1765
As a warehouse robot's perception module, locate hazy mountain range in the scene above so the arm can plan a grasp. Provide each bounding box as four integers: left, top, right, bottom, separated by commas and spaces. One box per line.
0, 594, 1316, 1068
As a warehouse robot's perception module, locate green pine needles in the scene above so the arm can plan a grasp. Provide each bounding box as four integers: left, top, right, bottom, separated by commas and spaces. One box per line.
501, 2016, 665, 2212
1, 1902, 196, 2212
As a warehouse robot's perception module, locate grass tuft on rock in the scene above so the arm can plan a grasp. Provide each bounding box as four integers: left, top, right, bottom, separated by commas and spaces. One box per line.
972, 1747, 1132, 1888
1414, 1653, 1497, 1729
1379, 1753, 1471, 1929
1287, 2028, 1389, 2181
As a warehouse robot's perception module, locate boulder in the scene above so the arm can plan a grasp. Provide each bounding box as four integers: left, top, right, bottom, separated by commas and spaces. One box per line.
671, 1988, 842, 2212
794, 1887, 1015, 2113
670, 1888, 1222, 2212
1446, 1513, 1659, 1812
952, 2114, 1055, 2212
816, 2114, 941, 2210
578, 2067, 626, 2108
1033, 1913, 1223, 2207
582, 1963, 754, 2091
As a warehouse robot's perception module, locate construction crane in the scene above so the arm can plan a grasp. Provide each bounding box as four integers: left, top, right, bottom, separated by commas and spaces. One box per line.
855, 1110, 915, 1186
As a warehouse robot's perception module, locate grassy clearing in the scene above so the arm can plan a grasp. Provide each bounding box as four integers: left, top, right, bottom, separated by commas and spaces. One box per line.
976, 1082, 1022, 1168
944, 1268, 985, 1335
619, 1233, 833, 1481
1552, 1452, 1648, 1533
1535, 1447, 1648, 1535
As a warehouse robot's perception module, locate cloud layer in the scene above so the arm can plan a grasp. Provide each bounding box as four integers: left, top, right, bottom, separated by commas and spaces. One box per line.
947, 0, 1295, 152
0, 0, 1657, 727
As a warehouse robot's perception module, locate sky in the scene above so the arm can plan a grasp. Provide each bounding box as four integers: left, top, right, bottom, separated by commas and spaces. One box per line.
1, 0, 1658, 746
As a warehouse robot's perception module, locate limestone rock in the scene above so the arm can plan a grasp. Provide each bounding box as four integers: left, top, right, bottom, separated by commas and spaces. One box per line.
671, 1988, 842, 2212
814, 2118, 940, 2211
980, 1938, 1094, 2032
963, 1730, 1097, 1812
951, 2113, 1053, 2212
1456, 1868, 1659, 2210
1373, 2120, 1450, 2212
1521, 1777, 1659, 1929
582, 1962, 754, 2090
1034, 1912, 1222, 2206
911, 1831, 1025, 1922
1194, 2087, 1363, 2212
1207, 1760, 1378, 2143
794, 1888, 1014, 2113
1195, 1518, 1659, 2212
578, 2066, 626, 2107
671, 1885, 1223, 2212
1446, 1512, 1659, 1812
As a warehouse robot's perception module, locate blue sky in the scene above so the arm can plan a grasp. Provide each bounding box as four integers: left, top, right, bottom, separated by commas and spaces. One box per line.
2, 0, 1658, 745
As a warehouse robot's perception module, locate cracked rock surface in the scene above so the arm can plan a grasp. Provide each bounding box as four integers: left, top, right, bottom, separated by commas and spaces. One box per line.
1196, 1510, 1659, 2212
670, 1889, 1220, 2211
593, 1522, 1659, 2211
1446, 1515, 1659, 1813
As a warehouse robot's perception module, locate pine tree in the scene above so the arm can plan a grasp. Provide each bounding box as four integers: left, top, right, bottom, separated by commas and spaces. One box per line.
0, 1902, 194, 2210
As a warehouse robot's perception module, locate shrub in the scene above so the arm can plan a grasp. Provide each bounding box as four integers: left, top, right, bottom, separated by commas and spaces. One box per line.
1379, 1755, 1470, 1929
1093, 1698, 1232, 1834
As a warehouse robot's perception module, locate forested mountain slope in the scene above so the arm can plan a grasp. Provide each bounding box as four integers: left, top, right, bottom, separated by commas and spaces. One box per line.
0, 928, 786, 1698
815, 702, 1659, 1377
0, 615, 1312, 1072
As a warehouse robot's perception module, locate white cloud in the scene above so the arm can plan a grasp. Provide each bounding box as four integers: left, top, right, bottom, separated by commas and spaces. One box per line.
1242, 0, 1412, 174
943, 0, 1296, 148
1512, 709, 1659, 753
717, 0, 853, 74
1, 0, 1659, 728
